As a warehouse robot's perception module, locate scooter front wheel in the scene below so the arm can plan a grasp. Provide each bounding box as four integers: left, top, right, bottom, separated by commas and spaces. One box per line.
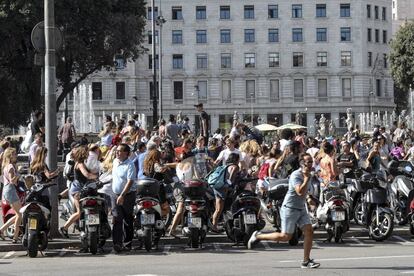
27, 230, 38, 258
369, 211, 394, 241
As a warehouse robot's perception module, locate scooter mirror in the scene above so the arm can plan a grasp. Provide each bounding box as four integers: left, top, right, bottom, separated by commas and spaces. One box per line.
404, 166, 413, 173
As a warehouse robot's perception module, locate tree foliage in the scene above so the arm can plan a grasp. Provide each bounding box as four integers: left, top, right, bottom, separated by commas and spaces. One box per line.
0, 0, 147, 127
390, 21, 414, 109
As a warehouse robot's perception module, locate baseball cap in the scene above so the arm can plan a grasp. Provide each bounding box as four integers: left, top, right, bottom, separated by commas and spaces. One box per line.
194, 103, 203, 108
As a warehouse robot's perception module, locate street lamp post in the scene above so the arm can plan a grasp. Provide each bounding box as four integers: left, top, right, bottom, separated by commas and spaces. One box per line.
132, 96, 138, 114
250, 92, 254, 126
156, 11, 166, 120
151, 0, 158, 127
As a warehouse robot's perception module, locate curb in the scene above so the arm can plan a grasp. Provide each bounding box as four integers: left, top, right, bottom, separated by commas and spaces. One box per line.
0, 229, 409, 252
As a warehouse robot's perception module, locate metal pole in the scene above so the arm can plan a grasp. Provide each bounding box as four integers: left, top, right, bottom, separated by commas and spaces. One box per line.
44, 0, 59, 237
410, 85, 413, 130
151, 0, 158, 127
250, 93, 254, 126
158, 17, 163, 120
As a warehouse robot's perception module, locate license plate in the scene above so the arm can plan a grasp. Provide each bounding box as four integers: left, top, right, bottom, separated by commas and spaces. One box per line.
332, 211, 345, 221
189, 216, 202, 228
140, 213, 155, 225
87, 214, 100, 225
245, 214, 257, 224
29, 218, 37, 230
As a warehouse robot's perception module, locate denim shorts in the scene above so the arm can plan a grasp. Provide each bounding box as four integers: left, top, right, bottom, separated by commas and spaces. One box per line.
213, 185, 228, 200
280, 206, 311, 234
69, 180, 82, 195
2, 184, 19, 204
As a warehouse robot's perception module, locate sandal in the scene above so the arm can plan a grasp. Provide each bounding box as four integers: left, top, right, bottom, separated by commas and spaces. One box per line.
0, 232, 6, 241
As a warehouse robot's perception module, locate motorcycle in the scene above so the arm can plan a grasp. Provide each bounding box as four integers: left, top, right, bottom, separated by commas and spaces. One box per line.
316, 181, 350, 243
223, 178, 265, 246
78, 181, 111, 254
357, 169, 394, 241
387, 160, 414, 235
134, 179, 165, 251
20, 182, 55, 258
182, 179, 209, 248
260, 177, 302, 245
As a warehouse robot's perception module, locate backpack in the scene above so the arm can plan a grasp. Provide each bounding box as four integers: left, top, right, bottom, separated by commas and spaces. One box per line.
206, 165, 230, 190
258, 162, 271, 180
63, 160, 75, 181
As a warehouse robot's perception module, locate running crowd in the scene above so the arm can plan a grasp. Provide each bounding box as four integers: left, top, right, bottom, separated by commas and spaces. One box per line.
0, 106, 413, 268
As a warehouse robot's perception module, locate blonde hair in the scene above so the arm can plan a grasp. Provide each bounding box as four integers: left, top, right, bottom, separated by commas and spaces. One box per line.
30, 147, 48, 174
240, 140, 260, 157
101, 148, 116, 173
99, 122, 113, 138
1, 147, 16, 172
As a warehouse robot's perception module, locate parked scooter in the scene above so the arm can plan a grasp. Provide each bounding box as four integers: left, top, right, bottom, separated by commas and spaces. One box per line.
78, 181, 111, 254
387, 160, 414, 235
134, 179, 165, 251
223, 178, 265, 246
181, 179, 209, 248
20, 182, 55, 257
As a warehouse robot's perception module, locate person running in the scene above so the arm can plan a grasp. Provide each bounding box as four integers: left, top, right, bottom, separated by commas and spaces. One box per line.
248, 153, 320, 269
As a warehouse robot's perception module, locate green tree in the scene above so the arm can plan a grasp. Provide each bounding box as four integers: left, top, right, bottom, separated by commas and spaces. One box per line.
390, 21, 414, 110
0, 0, 147, 127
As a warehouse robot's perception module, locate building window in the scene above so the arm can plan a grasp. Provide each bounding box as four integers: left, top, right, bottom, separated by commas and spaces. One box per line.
220, 29, 231, 43
383, 30, 387, 43
116, 82, 125, 100
172, 6, 183, 20
244, 5, 254, 19
196, 30, 207, 43
221, 53, 231, 69
316, 4, 326, 17
148, 54, 159, 69
367, 4, 371, 18
318, 79, 328, 99
268, 29, 279, 42
245, 53, 256, 68
196, 6, 206, 20
317, 52, 327, 67
292, 4, 302, 18
384, 80, 388, 97
147, 30, 158, 45
244, 29, 255, 42
342, 78, 352, 97
222, 80, 231, 103
368, 52, 372, 67
172, 30, 182, 44
173, 54, 183, 69
197, 81, 208, 102
92, 82, 102, 100
270, 79, 279, 102
316, 28, 327, 42
383, 53, 388, 68
197, 54, 208, 69
292, 28, 303, 42
367, 28, 372, 42
375, 29, 379, 43
341, 51, 351, 66
340, 4, 350, 17
293, 52, 304, 67
173, 81, 183, 103
382, 7, 386, 20
268, 5, 278, 18
269, 52, 280, 67
376, 79, 381, 97
246, 80, 255, 103
340, 27, 351, 41
375, 6, 379, 19
220, 6, 230, 19
294, 79, 304, 100
149, 81, 159, 102
147, 7, 158, 20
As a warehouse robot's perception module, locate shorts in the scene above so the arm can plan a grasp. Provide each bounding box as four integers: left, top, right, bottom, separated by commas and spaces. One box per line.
280, 206, 311, 234
69, 180, 82, 195
173, 185, 184, 202
2, 184, 19, 204
213, 185, 228, 200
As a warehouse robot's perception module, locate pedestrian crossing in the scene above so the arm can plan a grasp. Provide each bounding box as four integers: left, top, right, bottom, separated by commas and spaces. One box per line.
0, 235, 412, 259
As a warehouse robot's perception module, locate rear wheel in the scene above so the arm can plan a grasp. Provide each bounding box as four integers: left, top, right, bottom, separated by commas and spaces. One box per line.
334, 226, 342, 243
27, 231, 38, 258
410, 223, 414, 236
6, 224, 15, 239
353, 198, 364, 225
190, 228, 200, 248
89, 231, 98, 255
143, 228, 152, 252
369, 211, 394, 241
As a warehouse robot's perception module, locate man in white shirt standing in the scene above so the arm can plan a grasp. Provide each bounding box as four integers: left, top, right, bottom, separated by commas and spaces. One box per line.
214, 138, 245, 170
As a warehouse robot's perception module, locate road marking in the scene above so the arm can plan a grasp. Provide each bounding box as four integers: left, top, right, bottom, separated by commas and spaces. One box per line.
280, 254, 414, 263
392, 235, 413, 245
401, 271, 414, 274
59, 249, 67, 257
262, 241, 272, 250
350, 237, 365, 245
2, 251, 15, 259
162, 245, 171, 254
213, 243, 221, 251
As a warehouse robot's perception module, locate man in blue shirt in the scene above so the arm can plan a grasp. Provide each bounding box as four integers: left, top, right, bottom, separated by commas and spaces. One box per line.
248, 153, 320, 269
112, 143, 137, 252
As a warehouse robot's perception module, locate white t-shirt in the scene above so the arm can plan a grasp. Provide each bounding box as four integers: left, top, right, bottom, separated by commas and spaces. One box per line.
279, 139, 290, 151
216, 148, 244, 164
306, 147, 319, 160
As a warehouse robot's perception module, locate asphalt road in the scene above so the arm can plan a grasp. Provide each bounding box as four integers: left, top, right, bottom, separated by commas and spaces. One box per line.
0, 234, 413, 276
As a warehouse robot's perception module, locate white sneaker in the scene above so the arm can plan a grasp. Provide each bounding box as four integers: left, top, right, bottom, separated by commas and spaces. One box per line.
247, 230, 260, 249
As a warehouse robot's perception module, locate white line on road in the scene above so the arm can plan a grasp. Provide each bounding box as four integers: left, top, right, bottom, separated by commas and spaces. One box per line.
280, 254, 414, 263
2, 251, 15, 259
392, 235, 413, 245
401, 271, 414, 274
350, 237, 365, 245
